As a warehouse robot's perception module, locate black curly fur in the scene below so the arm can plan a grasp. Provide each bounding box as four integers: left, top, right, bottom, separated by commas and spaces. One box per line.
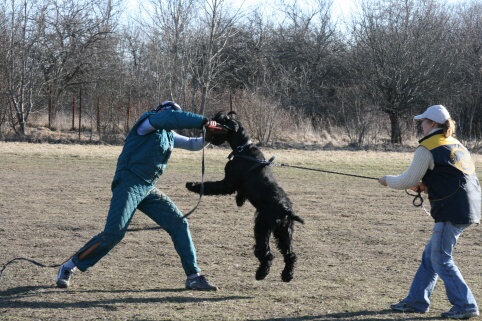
186, 111, 304, 282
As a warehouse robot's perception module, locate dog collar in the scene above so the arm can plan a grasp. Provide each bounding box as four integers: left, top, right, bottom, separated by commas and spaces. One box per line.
236, 140, 253, 152
227, 140, 253, 160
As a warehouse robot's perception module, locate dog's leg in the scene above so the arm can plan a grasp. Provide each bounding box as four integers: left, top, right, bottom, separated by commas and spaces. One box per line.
185, 180, 235, 195
235, 193, 246, 207
273, 219, 297, 282
253, 211, 274, 280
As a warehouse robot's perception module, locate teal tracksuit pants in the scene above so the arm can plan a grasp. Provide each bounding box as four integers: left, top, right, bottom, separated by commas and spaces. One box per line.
72, 169, 200, 276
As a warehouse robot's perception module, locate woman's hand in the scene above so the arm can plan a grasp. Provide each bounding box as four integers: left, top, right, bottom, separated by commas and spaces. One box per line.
410, 182, 427, 193
378, 176, 388, 186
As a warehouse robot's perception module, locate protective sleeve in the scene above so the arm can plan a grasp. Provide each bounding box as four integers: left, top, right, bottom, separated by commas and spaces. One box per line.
385, 146, 434, 190
148, 110, 206, 130
173, 131, 209, 151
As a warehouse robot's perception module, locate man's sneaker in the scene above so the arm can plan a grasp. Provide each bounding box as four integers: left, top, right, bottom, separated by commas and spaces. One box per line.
185, 275, 218, 291
441, 309, 479, 319
390, 301, 427, 313
56, 265, 75, 288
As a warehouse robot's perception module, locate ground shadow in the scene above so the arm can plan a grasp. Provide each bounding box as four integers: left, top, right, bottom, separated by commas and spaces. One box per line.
0, 285, 252, 310
246, 309, 445, 321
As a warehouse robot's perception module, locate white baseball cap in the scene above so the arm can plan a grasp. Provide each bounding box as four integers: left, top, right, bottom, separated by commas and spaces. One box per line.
414, 105, 451, 124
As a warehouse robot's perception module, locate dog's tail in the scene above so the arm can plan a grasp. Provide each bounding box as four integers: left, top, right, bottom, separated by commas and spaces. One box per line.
288, 212, 304, 224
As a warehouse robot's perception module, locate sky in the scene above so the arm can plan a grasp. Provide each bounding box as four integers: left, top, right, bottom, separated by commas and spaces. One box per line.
125, 0, 359, 23
126, 0, 467, 24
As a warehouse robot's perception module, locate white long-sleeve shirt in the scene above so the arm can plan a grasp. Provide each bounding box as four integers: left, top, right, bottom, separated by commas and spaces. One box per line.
172, 131, 208, 151
136, 117, 208, 151
385, 146, 434, 190
385, 129, 447, 190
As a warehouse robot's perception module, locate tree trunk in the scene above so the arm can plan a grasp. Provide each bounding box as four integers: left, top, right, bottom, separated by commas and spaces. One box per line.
388, 112, 402, 144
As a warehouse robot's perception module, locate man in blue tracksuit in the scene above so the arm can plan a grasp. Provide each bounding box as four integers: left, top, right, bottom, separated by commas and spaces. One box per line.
56, 101, 218, 291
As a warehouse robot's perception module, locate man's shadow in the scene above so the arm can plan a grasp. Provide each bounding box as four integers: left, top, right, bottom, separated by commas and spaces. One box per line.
0, 285, 251, 310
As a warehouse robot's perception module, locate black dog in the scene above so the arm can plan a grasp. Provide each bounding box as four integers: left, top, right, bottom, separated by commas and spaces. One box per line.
186, 111, 304, 282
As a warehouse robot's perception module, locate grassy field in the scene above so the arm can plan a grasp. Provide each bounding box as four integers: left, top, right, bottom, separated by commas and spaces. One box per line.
1, 142, 481, 321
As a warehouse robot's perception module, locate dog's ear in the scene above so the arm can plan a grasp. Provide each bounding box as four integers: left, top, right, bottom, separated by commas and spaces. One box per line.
226, 111, 239, 131
232, 120, 239, 132
227, 111, 237, 120
220, 119, 238, 132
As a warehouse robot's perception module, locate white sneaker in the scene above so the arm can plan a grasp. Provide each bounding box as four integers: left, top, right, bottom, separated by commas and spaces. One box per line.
56, 265, 74, 288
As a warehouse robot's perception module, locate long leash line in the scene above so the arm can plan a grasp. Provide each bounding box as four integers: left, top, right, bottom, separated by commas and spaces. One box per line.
0, 258, 63, 281
0, 129, 208, 280
274, 160, 425, 209
274, 162, 379, 181
232, 154, 425, 209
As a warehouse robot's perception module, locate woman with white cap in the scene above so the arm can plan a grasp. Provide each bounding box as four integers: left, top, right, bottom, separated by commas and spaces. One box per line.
379, 105, 481, 319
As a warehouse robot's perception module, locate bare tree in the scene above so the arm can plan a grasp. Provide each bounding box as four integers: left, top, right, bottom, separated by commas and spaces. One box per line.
0, 2, 9, 135
443, 2, 482, 144
142, 0, 197, 107
40, 0, 118, 124
4, 0, 48, 136
188, 0, 243, 114
349, 0, 453, 144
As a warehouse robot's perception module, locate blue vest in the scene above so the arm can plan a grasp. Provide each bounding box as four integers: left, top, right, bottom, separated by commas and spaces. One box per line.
115, 110, 205, 185
419, 132, 481, 224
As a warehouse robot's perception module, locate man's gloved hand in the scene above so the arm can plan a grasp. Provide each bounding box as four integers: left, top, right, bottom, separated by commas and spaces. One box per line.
204, 121, 228, 142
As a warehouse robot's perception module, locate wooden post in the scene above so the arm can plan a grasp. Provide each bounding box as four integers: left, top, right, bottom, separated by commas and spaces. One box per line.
125, 91, 131, 133
48, 88, 52, 129
72, 96, 76, 130
78, 88, 82, 140
96, 96, 100, 134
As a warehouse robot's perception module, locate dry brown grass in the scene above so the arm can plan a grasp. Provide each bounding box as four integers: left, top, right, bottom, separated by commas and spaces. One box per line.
1, 142, 482, 321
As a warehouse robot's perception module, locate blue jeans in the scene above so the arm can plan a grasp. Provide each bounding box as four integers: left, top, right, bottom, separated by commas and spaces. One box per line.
402, 221, 478, 313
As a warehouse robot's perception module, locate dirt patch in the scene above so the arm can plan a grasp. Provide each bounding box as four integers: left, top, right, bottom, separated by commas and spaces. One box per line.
1, 142, 481, 320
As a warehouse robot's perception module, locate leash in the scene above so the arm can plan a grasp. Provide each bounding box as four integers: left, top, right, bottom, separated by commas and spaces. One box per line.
231, 154, 380, 181
275, 160, 426, 208
0, 258, 64, 281
231, 154, 426, 209
405, 189, 424, 207
273, 162, 379, 181
179, 128, 206, 220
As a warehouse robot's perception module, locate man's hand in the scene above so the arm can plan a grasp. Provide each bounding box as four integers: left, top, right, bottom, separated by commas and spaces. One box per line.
205, 121, 228, 133
205, 120, 217, 128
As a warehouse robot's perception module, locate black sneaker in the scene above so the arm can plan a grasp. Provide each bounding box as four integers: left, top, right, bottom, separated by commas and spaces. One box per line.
56, 265, 75, 288
185, 275, 218, 291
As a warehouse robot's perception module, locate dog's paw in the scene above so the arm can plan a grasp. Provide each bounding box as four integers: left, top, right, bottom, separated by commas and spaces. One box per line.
255, 262, 271, 280
185, 182, 200, 193
235, 193, 246, 207
281, 269, 294, 282
281, 253, 296, 282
